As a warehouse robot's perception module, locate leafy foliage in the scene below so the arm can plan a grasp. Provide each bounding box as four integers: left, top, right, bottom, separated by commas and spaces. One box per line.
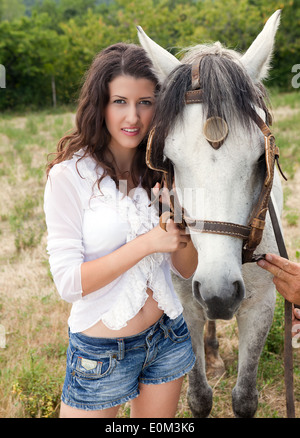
12, 352, 63, 418
0, 0, 298, 110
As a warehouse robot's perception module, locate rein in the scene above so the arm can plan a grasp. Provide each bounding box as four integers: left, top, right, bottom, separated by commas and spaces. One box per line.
146, 59, 296, 418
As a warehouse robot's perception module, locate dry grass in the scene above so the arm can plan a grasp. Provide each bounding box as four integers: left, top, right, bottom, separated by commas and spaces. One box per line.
0, 96, 299, 418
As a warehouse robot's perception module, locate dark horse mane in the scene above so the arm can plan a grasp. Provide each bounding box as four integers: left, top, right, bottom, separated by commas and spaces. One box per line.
150, 46, 270, 175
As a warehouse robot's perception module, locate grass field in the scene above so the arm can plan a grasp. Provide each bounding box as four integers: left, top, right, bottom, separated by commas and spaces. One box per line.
0, 91, 299, 418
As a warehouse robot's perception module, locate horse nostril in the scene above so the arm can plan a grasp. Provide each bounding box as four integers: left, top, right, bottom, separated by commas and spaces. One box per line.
233, 280, 245, 302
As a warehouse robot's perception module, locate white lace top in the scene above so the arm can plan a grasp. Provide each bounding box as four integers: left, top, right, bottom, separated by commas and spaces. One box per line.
44, 150, 183, 333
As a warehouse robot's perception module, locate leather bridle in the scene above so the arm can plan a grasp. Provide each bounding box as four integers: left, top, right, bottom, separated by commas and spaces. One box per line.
146, 59, 286, 264
146, 59, 296, 418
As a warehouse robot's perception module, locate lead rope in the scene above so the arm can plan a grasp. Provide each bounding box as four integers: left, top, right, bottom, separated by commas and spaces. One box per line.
268, 198, 295, 418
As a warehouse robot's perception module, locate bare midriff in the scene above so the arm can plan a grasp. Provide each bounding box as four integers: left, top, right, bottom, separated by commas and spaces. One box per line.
81, 288, 164, 338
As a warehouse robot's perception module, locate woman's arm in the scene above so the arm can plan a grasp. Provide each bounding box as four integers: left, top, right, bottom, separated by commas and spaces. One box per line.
81, 233, 149, 295
81, 219, 191, 296
152, 182, 198, 279
166, 221, 198, 279
45, 169, 193, 301
171, 239, 198, 279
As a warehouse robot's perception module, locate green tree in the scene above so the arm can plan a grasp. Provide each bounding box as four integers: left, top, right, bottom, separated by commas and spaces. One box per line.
0, 0, 298, 110
0, 13, 67, 109
0, 0, 25, 21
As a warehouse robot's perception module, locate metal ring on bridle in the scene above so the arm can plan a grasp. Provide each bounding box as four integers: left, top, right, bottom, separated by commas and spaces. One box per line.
203, 116, 228, 149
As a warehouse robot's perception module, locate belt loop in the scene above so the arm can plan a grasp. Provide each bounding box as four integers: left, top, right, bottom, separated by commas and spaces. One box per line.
117, 339, 125, 360
159, 316, 169, 338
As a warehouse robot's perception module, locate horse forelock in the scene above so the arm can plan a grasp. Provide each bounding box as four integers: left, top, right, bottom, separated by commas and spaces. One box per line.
151, 43, 269, 170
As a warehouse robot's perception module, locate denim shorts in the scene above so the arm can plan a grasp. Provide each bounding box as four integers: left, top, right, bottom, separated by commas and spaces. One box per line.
61, 313, 196, 411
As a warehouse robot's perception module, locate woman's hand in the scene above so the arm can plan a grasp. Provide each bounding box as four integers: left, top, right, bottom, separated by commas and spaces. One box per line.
152, 181, 172, 206
149, 181, 197, 279
149, 181, 190, 252
145, 218, 191, 254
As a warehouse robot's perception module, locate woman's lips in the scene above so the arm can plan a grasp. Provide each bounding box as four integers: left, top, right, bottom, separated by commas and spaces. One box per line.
121, 128, 140, 136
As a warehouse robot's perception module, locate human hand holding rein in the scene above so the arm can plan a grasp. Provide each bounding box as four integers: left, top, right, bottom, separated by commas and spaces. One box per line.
257, 253, 300, 339
257, 253, 300, 306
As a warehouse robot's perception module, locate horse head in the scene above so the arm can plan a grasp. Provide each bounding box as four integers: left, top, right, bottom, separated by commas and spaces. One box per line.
139, 10, 281, 320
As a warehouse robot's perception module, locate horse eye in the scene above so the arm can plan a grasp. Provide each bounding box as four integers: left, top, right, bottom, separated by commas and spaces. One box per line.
257, 153, 265, 163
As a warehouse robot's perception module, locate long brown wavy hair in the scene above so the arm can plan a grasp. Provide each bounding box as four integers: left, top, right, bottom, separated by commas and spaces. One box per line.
47, 43, 161, 197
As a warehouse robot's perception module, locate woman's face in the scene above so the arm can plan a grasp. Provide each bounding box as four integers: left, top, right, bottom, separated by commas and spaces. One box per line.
105, 75, 156, 157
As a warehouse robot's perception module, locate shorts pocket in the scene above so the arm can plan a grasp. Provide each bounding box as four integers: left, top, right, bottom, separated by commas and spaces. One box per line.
167, 317, 191, 344
73, 354, 117, 380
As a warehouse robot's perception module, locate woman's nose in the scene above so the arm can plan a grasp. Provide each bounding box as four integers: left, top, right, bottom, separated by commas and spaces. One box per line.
126, 104, 140, 124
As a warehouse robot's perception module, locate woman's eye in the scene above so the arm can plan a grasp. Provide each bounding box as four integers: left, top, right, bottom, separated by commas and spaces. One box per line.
112, 99, 153, 105
113, 99, 126, 104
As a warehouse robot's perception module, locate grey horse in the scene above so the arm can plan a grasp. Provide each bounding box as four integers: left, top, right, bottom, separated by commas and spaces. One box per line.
138, 10, 283, 417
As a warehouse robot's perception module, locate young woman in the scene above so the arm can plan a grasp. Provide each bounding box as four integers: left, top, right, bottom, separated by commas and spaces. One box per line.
44, 43, 197, 418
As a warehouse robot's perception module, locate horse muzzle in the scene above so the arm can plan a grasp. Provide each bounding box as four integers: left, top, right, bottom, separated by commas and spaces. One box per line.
192, 277, 245, 320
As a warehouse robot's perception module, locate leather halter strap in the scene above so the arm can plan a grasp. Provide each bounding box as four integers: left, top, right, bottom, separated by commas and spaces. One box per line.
191, 60, 201, 89
185, 89, 204, 104
184, 218, 251, 240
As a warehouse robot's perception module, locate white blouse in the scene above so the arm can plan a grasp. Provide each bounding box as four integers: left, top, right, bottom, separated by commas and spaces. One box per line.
44, 150, 183, 333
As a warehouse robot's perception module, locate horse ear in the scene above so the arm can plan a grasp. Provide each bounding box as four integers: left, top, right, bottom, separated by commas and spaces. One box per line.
137, 26, 181, 83
240, 9, 281, 83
